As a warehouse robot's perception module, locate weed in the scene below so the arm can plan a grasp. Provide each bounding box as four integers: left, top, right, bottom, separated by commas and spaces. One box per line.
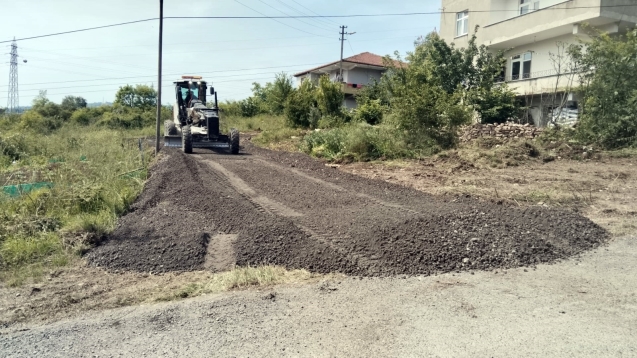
0, 125, 151, 285
301, 124, 425, 161
157, 266, 316, 301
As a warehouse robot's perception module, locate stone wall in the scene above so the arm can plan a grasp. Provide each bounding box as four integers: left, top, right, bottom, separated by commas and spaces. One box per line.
460, 122, 544, 142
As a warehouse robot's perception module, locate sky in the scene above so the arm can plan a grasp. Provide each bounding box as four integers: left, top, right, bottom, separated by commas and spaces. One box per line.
0, 0, 442, 106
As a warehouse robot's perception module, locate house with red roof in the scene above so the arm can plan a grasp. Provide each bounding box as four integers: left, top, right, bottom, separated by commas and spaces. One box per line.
294, 52, 401, 108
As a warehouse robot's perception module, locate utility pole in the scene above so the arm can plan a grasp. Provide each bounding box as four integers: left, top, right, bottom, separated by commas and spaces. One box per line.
7, 38, 19, 114
155, 0, 164, 155
339, 26, 355, 82
339, 26, 346, 82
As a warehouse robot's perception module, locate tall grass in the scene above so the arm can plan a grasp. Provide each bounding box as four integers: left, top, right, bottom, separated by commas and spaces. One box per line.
300, 123, 438, 162
0, 124, 153, 285
222, 114, 304, 147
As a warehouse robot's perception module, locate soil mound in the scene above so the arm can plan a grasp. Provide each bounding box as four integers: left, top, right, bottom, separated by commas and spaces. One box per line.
86, 145, 608, 276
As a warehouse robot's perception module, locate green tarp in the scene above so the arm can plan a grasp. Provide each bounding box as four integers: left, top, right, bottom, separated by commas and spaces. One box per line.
2, 182, 54, 197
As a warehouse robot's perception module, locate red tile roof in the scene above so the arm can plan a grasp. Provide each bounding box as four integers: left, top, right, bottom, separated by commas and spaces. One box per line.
294, 52, 404, 77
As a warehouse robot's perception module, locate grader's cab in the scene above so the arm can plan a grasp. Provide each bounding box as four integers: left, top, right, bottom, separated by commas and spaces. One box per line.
164, 75, 239, 154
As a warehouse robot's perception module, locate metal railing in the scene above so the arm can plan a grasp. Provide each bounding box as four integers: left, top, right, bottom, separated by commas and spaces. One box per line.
495, 69, 572, 83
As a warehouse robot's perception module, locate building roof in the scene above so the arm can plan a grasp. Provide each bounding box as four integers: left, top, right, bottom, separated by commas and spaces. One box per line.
293, 52, 403, 77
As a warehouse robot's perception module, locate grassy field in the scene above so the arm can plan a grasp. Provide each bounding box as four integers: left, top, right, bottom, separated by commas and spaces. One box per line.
0, 125, 154, 286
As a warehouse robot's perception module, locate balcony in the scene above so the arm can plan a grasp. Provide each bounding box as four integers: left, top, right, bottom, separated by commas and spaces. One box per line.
341, 83, 364, 95
496, 68, 582, 95
483, 0, 605, 49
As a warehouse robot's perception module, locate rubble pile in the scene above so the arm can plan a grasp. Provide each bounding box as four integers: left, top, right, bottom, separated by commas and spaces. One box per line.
461, 122, 544, 142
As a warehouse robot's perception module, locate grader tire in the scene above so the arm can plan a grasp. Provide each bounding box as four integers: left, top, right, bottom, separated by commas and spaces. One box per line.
164, 120, 178, 135
229, 128, 240, 154
182, 125, 193, 154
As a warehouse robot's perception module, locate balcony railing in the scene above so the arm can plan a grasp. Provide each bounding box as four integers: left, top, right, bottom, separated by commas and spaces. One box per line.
495, 69, 572, 83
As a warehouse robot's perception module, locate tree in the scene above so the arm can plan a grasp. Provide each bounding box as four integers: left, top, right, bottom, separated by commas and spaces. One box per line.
115, 85, 136, 107
31, 90, 62, 118
133, 85, 157, 109
246, 73, 295, 115
405, 29, 517, 124
61, 95, 87, 111
316, 75, 344, 117
383, 62, 471, 149
115, 85, 156, 109
285, 79, 318, 128
265, 73, 295, 115
568, 28, 637, 148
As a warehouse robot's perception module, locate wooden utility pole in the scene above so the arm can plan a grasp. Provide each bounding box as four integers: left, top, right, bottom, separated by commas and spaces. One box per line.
155, 0, 164, 155
339, 25, 346, 82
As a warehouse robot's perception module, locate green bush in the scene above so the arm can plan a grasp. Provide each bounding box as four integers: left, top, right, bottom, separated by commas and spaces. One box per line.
19, 110, 62, 134
388, 83, 470, 149
316, 76, 344, 117
239, 97, 261, 118
569, 29, 637, 149
263, 73, 295, 115
0, 133, 30, 163
285, 79, 318, 128
469, 85, 518, 124
95, 105, 169, 129
301, 124, 416, 161
355, 99, 384, 125
70, 108, 92, 125
317, 115, 346, 129
219, 100, 243, 117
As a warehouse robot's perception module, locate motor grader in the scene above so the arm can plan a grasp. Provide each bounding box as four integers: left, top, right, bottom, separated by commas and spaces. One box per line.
164, 75, 239, 154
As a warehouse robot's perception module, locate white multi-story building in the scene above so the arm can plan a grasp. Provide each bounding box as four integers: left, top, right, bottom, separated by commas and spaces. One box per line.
440, 0, 637, 126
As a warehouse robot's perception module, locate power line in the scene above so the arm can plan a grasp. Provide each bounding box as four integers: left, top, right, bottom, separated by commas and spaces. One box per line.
0, 19, 156, 44
15, 62, 326, 87
0, 76, 278, 101
347, 39, 356, 56
10, 34, 418, 91
3, 69, 310, 93
17, 26, 427, 54
19, 34, 417, 66
288, 0, 341, 26
256, 0, 334, 33
4, 4, 635, 44
18, 31, 417, 61
272, 0, 335, 32
234, 0, 332, 39
164, 5, 637, 19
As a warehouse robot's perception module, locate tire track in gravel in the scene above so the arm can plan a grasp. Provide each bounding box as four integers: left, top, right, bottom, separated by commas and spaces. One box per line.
202, 158, 380, 272
253, 157, 422, 216
87, 144, 609, 277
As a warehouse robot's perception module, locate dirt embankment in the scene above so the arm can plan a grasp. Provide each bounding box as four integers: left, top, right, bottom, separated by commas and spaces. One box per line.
86, 143, 609, 276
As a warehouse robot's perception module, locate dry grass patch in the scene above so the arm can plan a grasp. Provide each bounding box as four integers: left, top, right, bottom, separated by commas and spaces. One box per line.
0, 264, 323, 327
342, 144, 637, 238
161, 266, 318, 301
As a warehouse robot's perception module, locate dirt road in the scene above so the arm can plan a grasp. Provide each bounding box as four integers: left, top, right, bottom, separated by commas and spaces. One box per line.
3, 235, 636, 357
86, 143, 606, 276
0, 143, 633, 357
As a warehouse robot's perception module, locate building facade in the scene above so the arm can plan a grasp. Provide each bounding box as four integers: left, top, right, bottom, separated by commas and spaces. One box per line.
294, 52, 394, 109
440, 0, 637, 126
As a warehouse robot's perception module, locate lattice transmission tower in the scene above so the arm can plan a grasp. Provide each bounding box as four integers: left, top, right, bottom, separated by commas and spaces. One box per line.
7, 38, 19, 114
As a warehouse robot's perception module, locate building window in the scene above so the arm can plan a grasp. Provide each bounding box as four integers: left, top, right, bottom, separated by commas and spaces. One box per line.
520, 0, 540, 15
456, 11, 469, 36
511, 52, 532, 80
